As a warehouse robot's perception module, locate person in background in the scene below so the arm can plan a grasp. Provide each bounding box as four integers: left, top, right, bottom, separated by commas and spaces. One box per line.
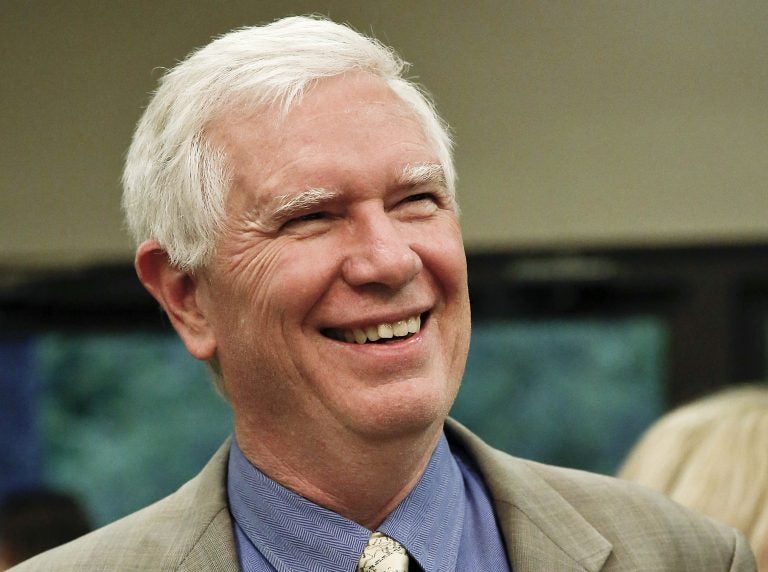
618, 384, 768, 571
0, 488, 91, 569
11, 15, 756, 571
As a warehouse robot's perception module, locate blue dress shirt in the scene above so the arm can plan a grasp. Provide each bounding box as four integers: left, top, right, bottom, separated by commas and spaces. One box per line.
227, 431, 511, 571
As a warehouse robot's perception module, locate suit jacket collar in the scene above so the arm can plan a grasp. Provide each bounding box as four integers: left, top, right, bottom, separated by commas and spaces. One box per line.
445, 418, 613, 572
176, 438, 240, 572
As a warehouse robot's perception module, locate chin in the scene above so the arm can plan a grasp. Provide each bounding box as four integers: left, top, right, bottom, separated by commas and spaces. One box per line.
350, 396, 450, 441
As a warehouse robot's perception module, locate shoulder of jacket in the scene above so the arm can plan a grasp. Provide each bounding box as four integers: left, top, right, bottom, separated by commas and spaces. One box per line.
9, 440, 233, 571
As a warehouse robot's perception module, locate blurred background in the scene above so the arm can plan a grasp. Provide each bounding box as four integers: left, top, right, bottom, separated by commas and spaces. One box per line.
2, 1, 767, 527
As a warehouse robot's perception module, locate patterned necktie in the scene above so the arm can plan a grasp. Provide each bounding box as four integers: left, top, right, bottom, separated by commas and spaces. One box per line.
357, 531, 410, 572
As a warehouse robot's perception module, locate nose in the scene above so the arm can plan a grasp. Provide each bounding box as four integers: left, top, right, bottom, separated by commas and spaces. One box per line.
341, 208, 422, 290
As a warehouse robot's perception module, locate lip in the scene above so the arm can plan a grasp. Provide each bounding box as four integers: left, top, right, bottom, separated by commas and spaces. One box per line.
324, 321, 429, 362
315, 314, 433, 383
322, 306, 431, 332
319, 310, 431, 345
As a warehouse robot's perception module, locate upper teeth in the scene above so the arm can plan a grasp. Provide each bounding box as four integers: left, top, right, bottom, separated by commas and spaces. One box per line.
343, 315, 421, 344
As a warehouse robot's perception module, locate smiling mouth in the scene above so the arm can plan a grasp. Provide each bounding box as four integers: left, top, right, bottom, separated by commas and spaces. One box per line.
322, 313, 426, 344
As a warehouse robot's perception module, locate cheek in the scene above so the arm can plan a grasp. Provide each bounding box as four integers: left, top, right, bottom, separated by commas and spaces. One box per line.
219, 239, 283, 308
216, 236, 343, 330
216, 236, 305, 328
416, 223, 468, 296
419, 223, 471, 362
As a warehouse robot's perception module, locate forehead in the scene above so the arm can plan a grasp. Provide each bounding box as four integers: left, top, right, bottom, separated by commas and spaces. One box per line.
208, 73, 437, 206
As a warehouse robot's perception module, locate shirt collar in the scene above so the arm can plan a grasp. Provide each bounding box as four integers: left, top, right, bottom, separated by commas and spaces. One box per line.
228, 432, 465, 572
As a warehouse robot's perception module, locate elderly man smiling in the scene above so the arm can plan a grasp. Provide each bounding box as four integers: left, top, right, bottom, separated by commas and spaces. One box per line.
13, 16, 756, 572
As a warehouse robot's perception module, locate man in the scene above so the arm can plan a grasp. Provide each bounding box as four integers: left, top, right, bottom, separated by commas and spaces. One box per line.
13, 16, 755, 572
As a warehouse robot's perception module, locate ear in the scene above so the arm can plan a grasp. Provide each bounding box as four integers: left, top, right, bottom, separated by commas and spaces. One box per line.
134, 240, 217, 361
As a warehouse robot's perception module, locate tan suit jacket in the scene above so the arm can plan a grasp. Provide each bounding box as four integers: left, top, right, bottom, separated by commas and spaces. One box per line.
13, 419, 756, 571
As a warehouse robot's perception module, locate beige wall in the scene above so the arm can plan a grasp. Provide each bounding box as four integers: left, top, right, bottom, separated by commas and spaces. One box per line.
3, 1, 767, 269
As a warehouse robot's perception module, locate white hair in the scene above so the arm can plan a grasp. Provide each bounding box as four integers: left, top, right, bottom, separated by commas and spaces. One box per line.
122, 15, 456, 270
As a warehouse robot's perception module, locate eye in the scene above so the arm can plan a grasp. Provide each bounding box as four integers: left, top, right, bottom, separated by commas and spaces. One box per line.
403, 192, 436, 204
396, 192, 441, 217
279, 210, 333, 235
292, 211, 327, 223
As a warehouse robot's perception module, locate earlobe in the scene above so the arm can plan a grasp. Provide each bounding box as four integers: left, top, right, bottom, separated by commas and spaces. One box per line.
134, 240, 217, 361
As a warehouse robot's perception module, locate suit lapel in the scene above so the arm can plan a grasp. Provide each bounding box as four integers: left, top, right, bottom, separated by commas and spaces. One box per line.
179, 507, 240, 572
445, 419, 613, 572
175, 439, 240, 572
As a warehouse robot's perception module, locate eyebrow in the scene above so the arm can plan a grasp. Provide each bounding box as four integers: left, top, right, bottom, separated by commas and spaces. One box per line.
397, 162, 447, 189
270, 187, 338, 220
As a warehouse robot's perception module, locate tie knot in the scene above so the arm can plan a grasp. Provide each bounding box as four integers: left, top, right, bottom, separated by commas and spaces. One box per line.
357, 531, 410, 572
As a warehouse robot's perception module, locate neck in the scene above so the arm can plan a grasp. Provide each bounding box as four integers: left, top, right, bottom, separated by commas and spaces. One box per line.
234, 417, 444, 530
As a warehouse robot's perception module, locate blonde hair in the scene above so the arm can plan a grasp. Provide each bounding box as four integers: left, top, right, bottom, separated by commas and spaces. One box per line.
122, 15, 455, 271
618, 384, 768, 568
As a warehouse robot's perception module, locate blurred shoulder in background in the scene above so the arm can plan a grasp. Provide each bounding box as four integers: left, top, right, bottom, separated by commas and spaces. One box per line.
618, 384, 768, 570
0, 488, 91, 570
